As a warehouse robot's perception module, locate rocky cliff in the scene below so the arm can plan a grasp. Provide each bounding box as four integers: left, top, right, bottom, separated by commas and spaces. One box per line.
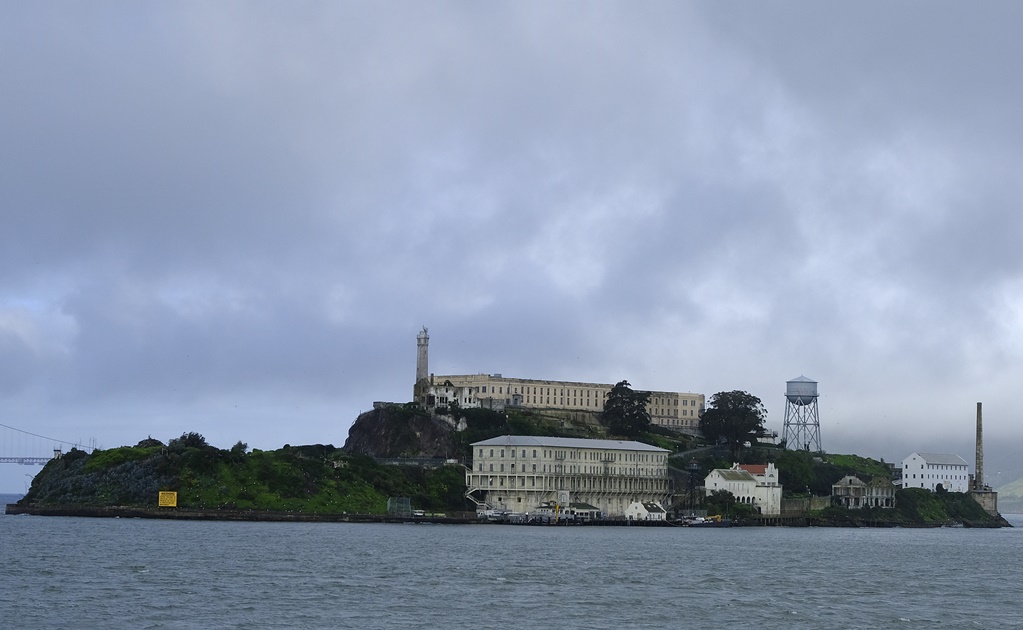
342, 404, 459, 459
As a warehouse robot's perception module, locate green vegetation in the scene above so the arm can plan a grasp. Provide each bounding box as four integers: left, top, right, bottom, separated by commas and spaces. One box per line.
699, 391, 768, 460
814, 488, 998, 527
21, 434, 473, 514
704, 489, 757, 520
602, 380, 652, 439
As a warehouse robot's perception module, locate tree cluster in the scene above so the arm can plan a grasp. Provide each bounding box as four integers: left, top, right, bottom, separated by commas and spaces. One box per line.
698, 390, 767, 460
603, 380, 651, 439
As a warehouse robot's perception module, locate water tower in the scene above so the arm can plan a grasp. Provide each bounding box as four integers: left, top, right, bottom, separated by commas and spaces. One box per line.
782, 375, 822, 452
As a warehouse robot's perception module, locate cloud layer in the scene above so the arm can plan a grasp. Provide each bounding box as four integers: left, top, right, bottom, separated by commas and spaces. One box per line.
3, 3, 1022, 489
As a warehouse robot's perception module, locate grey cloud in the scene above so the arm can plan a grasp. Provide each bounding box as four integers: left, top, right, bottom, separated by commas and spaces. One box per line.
2, 3, 1023, 491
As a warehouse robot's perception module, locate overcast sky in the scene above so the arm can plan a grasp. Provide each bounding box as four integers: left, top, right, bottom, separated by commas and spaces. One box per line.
3, 2, 1022, 492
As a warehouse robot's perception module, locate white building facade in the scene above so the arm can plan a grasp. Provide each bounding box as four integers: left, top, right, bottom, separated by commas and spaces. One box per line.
901, 453, 970, 492
624, 501, 667, 521
465, 435, 670, 517
704, 463, 783, 516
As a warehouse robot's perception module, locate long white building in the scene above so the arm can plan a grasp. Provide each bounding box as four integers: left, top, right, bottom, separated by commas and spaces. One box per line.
465, 435, 670, 517
413, 328, 704, 432
901, 453, 970, 492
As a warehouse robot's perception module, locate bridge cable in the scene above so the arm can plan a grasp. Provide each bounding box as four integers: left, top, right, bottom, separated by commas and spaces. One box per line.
0, 422, 91, 450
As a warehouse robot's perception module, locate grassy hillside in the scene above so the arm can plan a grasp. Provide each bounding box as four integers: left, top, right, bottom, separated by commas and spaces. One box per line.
20, 434, 470, 514
995, 476, 1023, 513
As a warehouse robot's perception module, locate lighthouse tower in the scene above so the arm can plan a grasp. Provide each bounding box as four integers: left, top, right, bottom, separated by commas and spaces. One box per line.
414, 327, 430, 403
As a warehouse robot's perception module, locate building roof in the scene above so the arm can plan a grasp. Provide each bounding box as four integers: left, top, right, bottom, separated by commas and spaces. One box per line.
471, 435, 669, 452
833, 475, 866, 487
737, 464, 767, 475
907, 453, 969, 466
709, 469, 756, 482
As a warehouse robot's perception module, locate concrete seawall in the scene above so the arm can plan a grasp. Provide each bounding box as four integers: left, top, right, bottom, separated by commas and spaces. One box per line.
4, 504, 478, 524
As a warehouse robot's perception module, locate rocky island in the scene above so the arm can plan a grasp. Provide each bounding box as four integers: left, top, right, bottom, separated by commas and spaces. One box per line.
7, 403, 1010, 527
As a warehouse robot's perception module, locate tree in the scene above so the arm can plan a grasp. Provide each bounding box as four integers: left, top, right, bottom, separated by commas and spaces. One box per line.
169, 432, 208, 450
704, 489, 757, 520
699, 390, 767, 460
603, 380, 651, 439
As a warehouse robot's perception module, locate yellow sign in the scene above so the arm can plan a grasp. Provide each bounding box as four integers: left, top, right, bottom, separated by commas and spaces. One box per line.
158, 491, 178, 507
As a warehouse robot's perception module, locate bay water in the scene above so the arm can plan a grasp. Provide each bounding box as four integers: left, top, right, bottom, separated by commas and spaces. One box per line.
2, 497, 1022, 629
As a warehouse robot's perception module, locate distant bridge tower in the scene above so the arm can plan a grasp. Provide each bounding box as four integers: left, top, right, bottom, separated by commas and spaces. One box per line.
414, 327, 430, 403
782, 375, 822, 452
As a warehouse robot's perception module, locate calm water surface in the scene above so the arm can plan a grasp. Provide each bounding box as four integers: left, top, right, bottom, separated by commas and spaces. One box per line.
2, 499, 1022, 629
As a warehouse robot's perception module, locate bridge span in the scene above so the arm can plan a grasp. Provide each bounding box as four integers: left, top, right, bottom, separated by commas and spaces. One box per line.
0, 456, 53, 465
1, 422, 93, 466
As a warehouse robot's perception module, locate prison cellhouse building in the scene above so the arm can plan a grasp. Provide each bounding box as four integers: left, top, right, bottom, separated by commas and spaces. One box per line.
412, 327, 705, 432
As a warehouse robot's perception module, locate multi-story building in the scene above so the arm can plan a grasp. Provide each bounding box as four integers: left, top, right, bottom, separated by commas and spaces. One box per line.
704, 463, 782, 515
430, 373, 704, 431
831, 475, 896, 508
413, 328, 704, 432
464, 435, 670, 517
901, 453, 970, 492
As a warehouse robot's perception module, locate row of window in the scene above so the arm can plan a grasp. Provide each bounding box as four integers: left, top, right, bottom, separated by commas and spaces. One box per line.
481, 385, 606, 398
908, 474, 966, 480
651, 409, 696, 418
475, 383, 700, 409
477, 462, 662, 476
470, 474, 666, 491
478, 447, 665, 463
905, 463, 967, 470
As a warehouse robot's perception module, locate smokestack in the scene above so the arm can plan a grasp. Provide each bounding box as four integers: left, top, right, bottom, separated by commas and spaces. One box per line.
975, 402, 984, 491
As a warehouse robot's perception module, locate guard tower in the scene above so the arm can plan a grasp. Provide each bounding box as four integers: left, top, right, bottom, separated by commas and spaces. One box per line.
782, 375, 822, 452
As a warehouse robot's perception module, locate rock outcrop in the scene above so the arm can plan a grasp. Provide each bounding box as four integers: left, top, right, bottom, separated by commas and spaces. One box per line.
342, 404, 458, 458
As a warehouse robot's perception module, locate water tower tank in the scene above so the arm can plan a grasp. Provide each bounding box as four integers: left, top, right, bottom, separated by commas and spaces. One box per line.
785, 376, 818, 406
